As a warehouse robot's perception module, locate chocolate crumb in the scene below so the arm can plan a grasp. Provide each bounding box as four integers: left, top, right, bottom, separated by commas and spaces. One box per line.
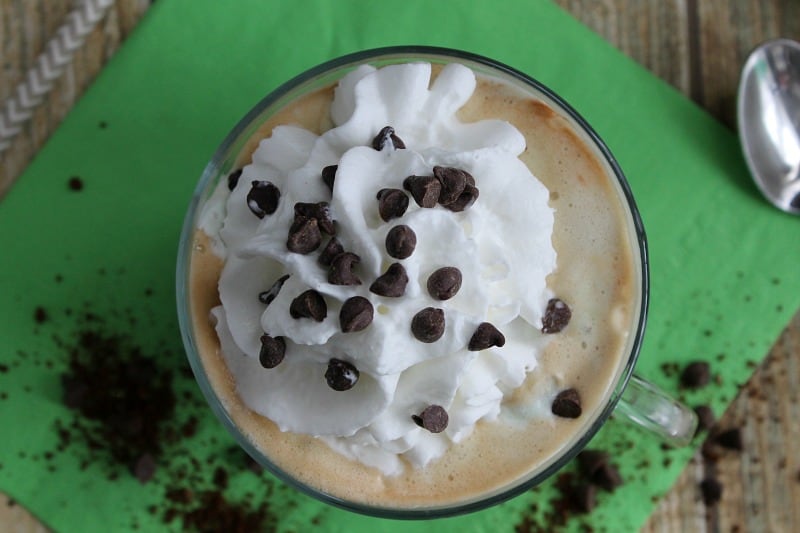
715, 427, 743, 450
132, 453, 157, 484
680, 361, 711, 389
369, 263, 409, 297
68, 176, 84, 191
258, 335, 286, 368
385, 225, 417, 259
246, 180, 280, 218
577, 449, 610, 477
551, 388, 582, 418
412, 405, 449, 433
700, 477, 723, 505
572, 482, 597, 513
371, 126, 405, 150
376, 188, 409, 221
294, 202, 335, 235
542, 298, 572, 333
289, 290, 327, 322
339, 296, 374, 333
321, 165, 337, 192
468, 322, 506, 351
286, 216, 322, 254
411, 307, 445, 343
227, 168, 243, 191
325, 359, 359, 391
694, 405, 715, 434
328, 252, 362, 285
403, 175, 441, 208
258, 274, 290, 306
591, 462, 622, 492
34, 306, 48, 324
318, 237, 345, 267
427, 267, 462, 300
432, 166, 469, 205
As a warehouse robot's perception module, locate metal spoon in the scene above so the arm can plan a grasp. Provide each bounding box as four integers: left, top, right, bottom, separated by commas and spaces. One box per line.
737, 38, 800, 215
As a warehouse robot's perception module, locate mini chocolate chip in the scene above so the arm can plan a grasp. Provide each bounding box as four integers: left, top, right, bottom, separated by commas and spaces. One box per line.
443, 184, 479, 212
412, 405, 449, 433
715, 427, 743, 450
385, 225, 417, 259
403, 175, 441, 208
680, 361, 711, 389
321, 165, 338, 192
377, 188, 409, 222
328, 252, 362, 285
294, 202, 335, 235
427, 267, 462, 300
325, 359, 359, 391
433, 166, 469, 205
541, 298, 572, 333
318, 237, 344, 266
411, 307, 445, 343
227, 168, 243, 191
258, 274, 290, 305
694, 405, 716, 434
369, 263, 409, 297
339, 296, 374, 332
247, 180, 281, 218
258, 334, 286, 368
286, 216, 322, 254
700, 477, 723, 505
289, 290, 327, 321
468, 322, 506, 351
551, 388, 582, 418
371, 126, 405, 150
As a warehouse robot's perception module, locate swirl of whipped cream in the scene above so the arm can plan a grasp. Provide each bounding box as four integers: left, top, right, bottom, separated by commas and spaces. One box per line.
205, 62, 557, 475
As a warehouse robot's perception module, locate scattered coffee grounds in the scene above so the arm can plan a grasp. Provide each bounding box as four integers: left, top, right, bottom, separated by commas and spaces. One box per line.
700, 476, 723, 505
246, 180, 280, 219
694, 405, 715, 434
412, 405, 449, 433
325, 359, 359, 391
541, 298, 572, 334
286, 216, 322, 254
376, 188, 409, 222
411, 307, 446, 343
318, 237, 345, 266
328, 251, 362, 285
258, 335, 286, 369
257, 274, 290, 306
166, 487, 276, 532
369, 263, 409, 297
34, 306, 48, 324
403, 175, 441, 208
680, 361, 711, 389
432, 166, 469, 205
427, 267, 462, 300
468, 322, 506, 351
227, 168, 243, 191
289, 290, 327, 322
385, 224, 417, 259
321, 164, 337, 192
339, 296, 374, 333
443, 183, 479, 212
294, 202, 335, 235
68, 176, 84, 191
371, 125, 405, 150
715, 427, 743, 450
551, 388, 582, 418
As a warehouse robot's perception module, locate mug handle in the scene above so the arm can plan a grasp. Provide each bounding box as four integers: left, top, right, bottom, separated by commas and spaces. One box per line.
614, 374, 699, 447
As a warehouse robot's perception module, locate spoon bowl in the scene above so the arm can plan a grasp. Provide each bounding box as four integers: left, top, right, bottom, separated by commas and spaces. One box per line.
737, 38, 800, 215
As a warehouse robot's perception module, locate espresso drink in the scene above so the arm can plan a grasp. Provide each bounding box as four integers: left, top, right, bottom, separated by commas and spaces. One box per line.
188, 62, 640, 509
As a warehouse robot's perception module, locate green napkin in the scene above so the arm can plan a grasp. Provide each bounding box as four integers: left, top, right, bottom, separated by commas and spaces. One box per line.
1, 0, 798, 531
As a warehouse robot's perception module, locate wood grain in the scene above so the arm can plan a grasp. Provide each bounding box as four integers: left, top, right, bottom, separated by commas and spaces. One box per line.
1, 1, 799, 531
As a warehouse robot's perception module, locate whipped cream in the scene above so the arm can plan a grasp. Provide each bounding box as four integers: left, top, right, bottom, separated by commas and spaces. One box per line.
203, 62, 558, 475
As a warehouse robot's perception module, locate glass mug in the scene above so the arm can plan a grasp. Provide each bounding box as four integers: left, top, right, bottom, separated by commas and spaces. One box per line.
176, 46, 697, 518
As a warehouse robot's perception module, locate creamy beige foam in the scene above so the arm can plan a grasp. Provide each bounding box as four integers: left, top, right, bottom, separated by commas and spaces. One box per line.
188, 69, 640, 509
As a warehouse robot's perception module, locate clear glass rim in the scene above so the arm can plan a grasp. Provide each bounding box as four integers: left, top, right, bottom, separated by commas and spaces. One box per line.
175, 45, 649, 520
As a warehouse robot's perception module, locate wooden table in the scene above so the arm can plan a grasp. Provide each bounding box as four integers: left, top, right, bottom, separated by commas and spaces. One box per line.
1, 1, 798, 531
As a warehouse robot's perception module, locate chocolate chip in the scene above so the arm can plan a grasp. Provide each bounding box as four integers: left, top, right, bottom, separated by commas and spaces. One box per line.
321, 165, 337, 192
694, 405, 715, 434
377, 188, 409, 222
132, 453, 157, 484
541, 298, 572, 333
339, 296, 374, 333
700, 476, 723, 505
412, 405, 449, 433
371, 126, 405, 150
258, 334, 286, 368
427, 267, 462, 300
325, 359, 359, 391
247, 180, 280, 218
369, 263, 409, 297
715, 427, 743, 450
286, 216, 322, 254
467, 322, 506, 351
385, 225, 416, 259
289, 290, 327, 322
433, 166, 469, 205
328, 252, 362, 285
294, 202, 335, 235
258, 274, 290, 305
551, 388, 582, 418
403, 175, 441, 208
680, 361, 711, 389
411, 308, 445, 343
318, 237, 344, 266
227, 168, 242, 191
443, 184, 479, 212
